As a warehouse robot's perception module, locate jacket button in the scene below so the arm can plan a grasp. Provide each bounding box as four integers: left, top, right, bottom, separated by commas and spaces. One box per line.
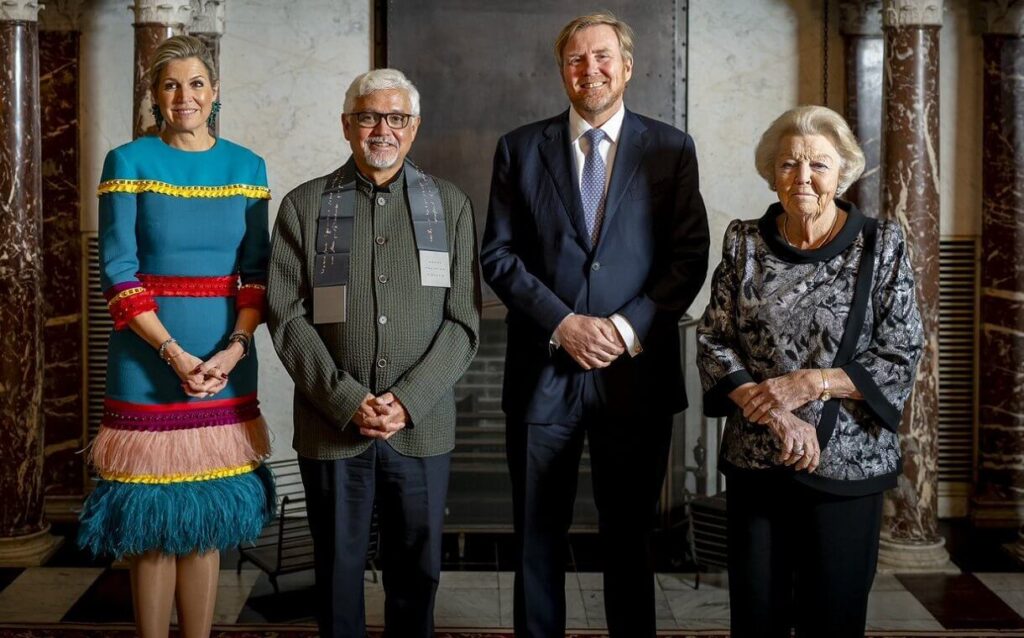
591, 261, 601, 271
378, 315, 388, 325
376, 358, 387, 368
375, 236, 386, 245
376, 196, 387, 206
378, 274, 388, 283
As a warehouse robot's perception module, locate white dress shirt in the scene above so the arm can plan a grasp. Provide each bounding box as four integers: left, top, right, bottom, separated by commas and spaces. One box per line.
552, 104, 642, 358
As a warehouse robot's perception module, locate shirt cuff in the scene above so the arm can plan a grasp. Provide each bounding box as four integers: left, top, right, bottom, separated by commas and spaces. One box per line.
610, 313, 642, 357
550, 312, 574, 350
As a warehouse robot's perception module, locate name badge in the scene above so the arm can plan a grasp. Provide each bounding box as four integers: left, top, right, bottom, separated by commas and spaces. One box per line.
313, 285, 347, 324
419, 250, 451, 288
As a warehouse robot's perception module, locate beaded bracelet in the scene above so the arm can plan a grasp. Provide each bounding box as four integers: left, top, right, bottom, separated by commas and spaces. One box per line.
158, 337, 178, 364
228, 330, 251, 358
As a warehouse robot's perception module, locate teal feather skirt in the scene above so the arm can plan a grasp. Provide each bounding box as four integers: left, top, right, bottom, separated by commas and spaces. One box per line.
78, 463, 276, 559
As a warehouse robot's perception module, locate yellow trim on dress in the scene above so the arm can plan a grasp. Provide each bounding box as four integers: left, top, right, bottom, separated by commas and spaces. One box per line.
100, 461, 258, 484
106, 287, 147, 307
97, 179, 271, 200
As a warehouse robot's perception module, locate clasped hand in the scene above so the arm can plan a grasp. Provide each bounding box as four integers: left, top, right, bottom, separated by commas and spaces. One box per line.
732, 371, 821, 473
556, 314, 625, 370
170, 343, 244, 398
354, 392, 409, 440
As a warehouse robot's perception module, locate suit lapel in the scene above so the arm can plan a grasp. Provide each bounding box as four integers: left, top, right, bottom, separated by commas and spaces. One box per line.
539, 113, 591, 251
596, 110, 648, 249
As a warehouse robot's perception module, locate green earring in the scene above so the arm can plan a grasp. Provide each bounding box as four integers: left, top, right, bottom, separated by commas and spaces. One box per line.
207, 100, 221, 128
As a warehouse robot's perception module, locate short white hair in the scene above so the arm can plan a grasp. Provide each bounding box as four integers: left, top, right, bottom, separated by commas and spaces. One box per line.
343, 68, 421, 116
754, 105, 865, 196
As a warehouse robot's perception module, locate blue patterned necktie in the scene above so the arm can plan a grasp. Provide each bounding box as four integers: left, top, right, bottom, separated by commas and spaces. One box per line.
580, 127, 607, 246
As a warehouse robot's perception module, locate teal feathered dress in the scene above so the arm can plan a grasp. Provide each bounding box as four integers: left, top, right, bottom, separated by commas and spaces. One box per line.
78, 135, 275, 558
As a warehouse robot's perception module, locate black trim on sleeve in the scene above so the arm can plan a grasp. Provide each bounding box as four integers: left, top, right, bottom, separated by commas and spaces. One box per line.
703, 369, 755, 417
816, 217, 878, 452
841, 361, 902, 432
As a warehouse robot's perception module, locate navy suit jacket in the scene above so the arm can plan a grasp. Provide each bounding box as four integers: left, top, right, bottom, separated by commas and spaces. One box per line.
481, 109, 710, 423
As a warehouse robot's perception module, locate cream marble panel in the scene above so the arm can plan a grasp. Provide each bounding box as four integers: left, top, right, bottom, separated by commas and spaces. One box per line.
687, 0, 843, 316
219, 0, 369, 221
939, 0, 983, 237
79, 0, 135, 233
0, 567, 104, 622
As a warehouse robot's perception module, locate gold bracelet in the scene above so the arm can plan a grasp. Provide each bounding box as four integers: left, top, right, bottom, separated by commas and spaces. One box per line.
820, 368, 832, 402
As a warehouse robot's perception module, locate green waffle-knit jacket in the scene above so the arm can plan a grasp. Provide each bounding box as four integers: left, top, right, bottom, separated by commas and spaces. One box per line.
267, 159, 481, 459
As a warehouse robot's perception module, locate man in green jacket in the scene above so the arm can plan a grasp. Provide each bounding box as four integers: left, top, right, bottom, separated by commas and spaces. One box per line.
267, 68, 480, 638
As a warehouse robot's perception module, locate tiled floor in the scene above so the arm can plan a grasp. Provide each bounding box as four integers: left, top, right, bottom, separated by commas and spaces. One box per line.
2, 525, 1023, 632
4, 566, 1024, 631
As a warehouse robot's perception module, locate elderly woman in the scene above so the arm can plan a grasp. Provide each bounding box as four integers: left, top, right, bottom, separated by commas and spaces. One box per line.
77, 36, 273, 637
697, 105, 923, 638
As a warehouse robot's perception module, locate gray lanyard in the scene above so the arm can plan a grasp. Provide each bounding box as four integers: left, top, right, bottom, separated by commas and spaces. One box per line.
312, 160, 447, 324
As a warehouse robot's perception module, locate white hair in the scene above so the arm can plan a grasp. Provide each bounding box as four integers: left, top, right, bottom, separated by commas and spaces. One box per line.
343, 68, 421, 116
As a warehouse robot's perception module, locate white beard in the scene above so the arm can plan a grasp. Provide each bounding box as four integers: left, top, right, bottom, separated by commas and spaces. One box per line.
363, 137, 400, 169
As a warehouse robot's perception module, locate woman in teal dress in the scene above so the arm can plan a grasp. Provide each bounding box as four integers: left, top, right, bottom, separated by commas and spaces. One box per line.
78, 35, 274, 638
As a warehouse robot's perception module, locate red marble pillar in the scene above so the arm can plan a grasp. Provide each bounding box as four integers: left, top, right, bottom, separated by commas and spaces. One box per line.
877, 0, 952, 572
191, 0, 225, 137
839, 0, 883, 217
974, 2, 1024, 545
38, 0, 85, 521
0, 1, 63, 566
133, 0, 192, 139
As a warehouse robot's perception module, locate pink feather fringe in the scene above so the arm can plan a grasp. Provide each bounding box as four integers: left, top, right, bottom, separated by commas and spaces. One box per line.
89, 417, 271, 478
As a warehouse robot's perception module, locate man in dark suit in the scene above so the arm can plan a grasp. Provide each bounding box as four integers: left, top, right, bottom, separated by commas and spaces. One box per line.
480, 12, 710, 638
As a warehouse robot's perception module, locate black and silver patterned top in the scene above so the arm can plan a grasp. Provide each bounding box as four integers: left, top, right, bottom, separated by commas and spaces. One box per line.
696, 200, 923, 495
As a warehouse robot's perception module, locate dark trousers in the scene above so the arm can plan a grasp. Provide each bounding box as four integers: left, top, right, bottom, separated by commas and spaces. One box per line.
506, 402, 672, 638
299, 441, 450, 638
726, 471, 884, 638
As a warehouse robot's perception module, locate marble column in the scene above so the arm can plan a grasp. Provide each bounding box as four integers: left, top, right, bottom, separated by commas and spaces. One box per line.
839, 0, 884, 217
38, 0, 85, 522
0, 0, 63, 566
191, 0, 224, 136
973, 1, 1024, 546
133, 0, 193, 139
877, 0, 952, 572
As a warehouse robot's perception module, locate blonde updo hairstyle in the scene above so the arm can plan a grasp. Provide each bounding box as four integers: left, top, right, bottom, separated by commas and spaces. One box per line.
147, 35, 218, 97
754, 105, 865, 197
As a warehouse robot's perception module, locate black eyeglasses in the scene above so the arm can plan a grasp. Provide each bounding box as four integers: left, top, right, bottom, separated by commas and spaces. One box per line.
348, 111, 415, 129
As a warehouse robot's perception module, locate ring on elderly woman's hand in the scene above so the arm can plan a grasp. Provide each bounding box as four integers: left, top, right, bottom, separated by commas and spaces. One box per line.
792, 447, 805, 455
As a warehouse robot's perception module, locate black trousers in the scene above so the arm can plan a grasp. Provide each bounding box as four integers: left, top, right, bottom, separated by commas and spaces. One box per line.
506, 403, 672, 638
299, 441, 450, 638
726, 470, 884, 638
